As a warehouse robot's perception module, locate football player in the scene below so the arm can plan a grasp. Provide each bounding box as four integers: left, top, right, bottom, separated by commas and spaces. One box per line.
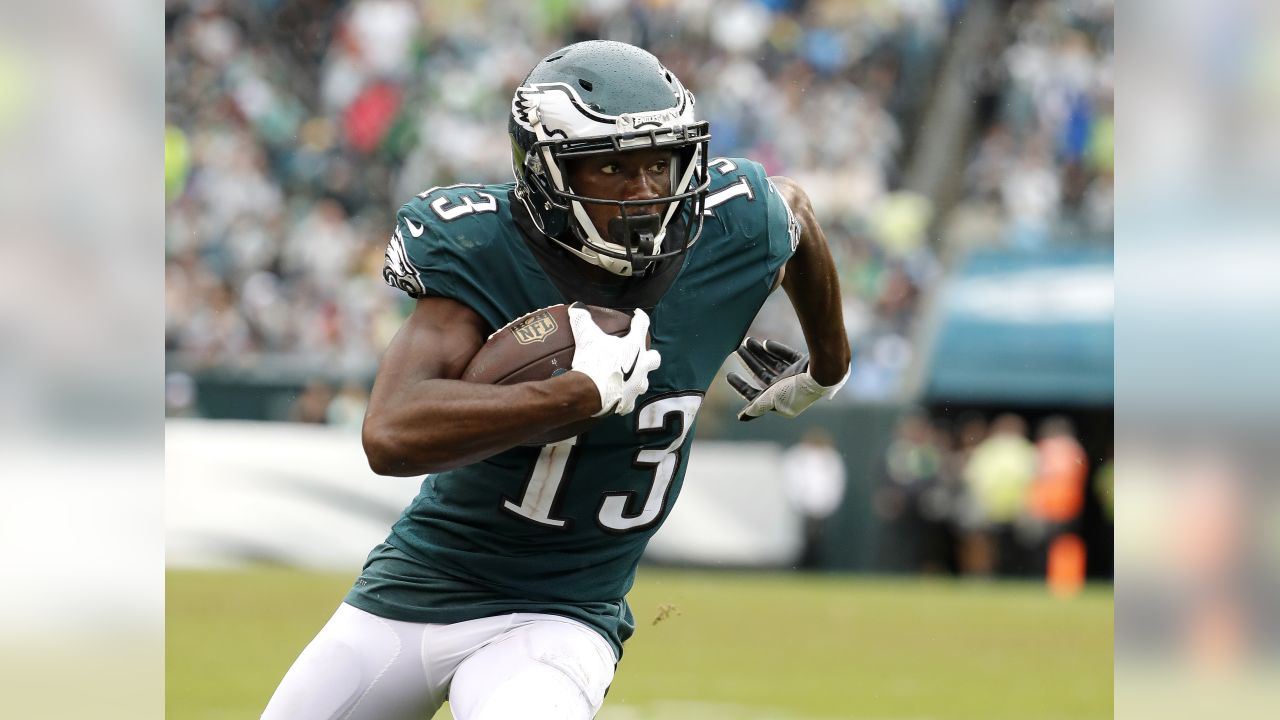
263, 40, 851, 720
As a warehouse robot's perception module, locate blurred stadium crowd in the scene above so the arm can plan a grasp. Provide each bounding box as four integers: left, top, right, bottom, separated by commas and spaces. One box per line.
871, 409, 1112, 582
165, 0, 1113, 415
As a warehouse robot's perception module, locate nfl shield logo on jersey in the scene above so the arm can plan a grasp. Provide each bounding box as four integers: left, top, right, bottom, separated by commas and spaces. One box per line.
512, 311, 558, 344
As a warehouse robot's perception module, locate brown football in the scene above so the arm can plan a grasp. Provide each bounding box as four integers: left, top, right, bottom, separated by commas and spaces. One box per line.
461, 303, 640, 446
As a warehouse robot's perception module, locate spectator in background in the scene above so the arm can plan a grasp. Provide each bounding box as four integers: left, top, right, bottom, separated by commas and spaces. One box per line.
178, 279, 254, 365
289, 380, 334, 424
162, 0, 945, 402
165, 371, 199, 418
1026, 415, 1090, 588
781, 428, 848, 570
165, 0, 1113, 413
952, 413, 990, 468
940, 413, 986, 574
960, 413, 1037, 575
874, 411, 946, 573
325, 381, 370, 431
1028, 417, 1088, 528
949, 0, 1113, 252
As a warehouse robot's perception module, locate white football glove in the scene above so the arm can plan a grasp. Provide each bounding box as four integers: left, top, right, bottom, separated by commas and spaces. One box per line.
725, 337, 849, 421
568, 303, 662, 417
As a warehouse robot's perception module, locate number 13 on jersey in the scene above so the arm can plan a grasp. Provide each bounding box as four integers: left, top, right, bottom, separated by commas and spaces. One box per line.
501, 393, 703, 533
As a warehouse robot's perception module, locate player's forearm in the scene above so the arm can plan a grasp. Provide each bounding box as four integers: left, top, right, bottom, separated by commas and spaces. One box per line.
362, 373, 599, 475
781, 216, 851, 387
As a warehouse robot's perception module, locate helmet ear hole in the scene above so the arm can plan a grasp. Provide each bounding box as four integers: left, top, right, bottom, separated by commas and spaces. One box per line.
578, 79, 593, 92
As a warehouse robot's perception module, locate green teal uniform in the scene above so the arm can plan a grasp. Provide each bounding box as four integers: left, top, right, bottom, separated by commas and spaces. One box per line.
350, 158, 798, 659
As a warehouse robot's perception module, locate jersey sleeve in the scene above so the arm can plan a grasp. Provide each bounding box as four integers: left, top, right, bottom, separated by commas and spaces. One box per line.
381, 201, 453, 300
380, 185, 508, 320
708, 158, 799, 290
762, 173, 801, 279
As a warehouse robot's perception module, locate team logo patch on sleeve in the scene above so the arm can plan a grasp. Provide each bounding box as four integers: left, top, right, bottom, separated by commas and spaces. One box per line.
383, 226, 426, 297
785, 202, 800, 252
511, 310, 559, 344
765, 177, 802, 252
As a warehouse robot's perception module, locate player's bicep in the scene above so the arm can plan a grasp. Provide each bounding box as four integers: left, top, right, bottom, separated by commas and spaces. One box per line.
375, 296, 488, 390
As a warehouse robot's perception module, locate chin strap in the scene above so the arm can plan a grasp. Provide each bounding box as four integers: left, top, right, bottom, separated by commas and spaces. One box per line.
547, 235, 639, 276
547, 217, 667, 277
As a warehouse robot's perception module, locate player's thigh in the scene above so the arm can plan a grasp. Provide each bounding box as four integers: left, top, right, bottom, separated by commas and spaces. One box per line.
261, 603, 445, 720
448, 616, 616, 720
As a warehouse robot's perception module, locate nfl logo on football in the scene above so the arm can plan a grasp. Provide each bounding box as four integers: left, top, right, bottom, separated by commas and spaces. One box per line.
513, 312, 558, 344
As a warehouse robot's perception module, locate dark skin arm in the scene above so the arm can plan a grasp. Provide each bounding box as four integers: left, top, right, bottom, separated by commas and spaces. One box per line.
769, 176, 852, 385
361, 296, 601, 476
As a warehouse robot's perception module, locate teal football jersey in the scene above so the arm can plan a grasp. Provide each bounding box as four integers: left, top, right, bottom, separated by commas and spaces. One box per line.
350, 157, 798, 658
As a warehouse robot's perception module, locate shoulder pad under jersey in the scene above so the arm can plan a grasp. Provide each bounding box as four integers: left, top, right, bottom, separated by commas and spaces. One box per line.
699, 157, 800, 270
382, 183, 510, 299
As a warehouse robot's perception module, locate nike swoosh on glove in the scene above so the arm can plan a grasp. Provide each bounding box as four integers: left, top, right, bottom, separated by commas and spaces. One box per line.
568, 303, 662, 417
725, 337, 849, 421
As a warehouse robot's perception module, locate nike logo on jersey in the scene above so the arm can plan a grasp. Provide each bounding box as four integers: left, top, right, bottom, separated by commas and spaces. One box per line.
404, 217, 425, 237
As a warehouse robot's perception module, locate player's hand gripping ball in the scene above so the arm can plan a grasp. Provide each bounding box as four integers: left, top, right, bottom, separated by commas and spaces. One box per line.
461, 303, 656, 445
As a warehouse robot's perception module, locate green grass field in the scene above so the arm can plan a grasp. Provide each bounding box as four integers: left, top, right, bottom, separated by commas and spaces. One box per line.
167, 567, 1111, 719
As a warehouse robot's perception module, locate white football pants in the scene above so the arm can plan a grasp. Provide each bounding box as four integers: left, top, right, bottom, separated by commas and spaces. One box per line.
261, 603, 617, 720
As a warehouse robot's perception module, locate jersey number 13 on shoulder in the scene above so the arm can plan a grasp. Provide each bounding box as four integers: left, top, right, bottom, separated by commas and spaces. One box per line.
419, 184, 499, 222
703, 157, 756, 213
